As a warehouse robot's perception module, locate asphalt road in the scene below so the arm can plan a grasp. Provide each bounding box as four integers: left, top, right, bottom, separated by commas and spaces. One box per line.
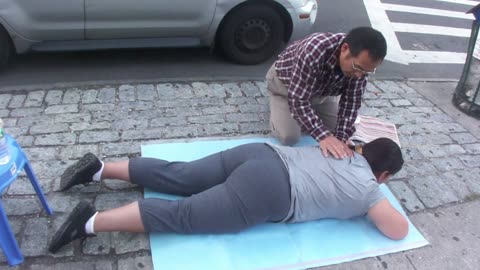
0, 0, 471, 89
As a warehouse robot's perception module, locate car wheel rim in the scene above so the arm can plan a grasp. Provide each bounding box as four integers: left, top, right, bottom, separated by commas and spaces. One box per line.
235, 18, 271, 52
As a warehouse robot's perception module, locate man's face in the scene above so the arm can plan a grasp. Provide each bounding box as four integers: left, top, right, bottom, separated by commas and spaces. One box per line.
338, 44, 382, 79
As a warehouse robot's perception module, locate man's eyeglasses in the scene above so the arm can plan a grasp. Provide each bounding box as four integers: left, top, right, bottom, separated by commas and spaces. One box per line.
352, 60, 376, 75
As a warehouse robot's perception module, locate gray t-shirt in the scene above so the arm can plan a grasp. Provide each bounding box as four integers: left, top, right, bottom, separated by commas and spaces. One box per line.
268, 144, 385, 223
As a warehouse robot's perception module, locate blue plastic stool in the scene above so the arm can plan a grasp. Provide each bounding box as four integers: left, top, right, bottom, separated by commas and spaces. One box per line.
0, 134, 53, 266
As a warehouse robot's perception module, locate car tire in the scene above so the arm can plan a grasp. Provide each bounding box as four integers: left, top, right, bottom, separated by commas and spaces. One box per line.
218, 4, 285, 65
0, 25, 13, 70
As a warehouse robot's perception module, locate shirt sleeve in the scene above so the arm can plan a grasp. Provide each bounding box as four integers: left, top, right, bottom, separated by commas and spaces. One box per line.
335, 78, 367, 142
287, 42, 331, 141
367, 185, 386, 209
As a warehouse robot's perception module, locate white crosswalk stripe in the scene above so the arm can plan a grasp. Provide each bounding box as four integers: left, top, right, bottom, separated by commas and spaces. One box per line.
363, 0, 478, 65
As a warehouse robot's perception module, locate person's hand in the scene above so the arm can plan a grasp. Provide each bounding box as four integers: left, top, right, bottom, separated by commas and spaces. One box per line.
319, 136, 354, 159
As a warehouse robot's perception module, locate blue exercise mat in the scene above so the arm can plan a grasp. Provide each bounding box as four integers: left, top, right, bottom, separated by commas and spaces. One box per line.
142, 136, 428, 270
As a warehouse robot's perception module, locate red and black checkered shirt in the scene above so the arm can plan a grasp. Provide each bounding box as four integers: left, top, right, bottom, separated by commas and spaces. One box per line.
275, 32, 367, 142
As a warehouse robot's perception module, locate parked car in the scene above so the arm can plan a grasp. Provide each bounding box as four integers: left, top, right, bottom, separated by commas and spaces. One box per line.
0, 0, 317, 69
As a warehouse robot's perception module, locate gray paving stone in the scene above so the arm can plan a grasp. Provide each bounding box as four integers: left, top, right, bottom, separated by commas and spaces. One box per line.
84, 233, 112, 255
17, 115, 55, 127
113, 232, 150, 254
377, 92, 403, 99
35, 133, 76, 146
374, 80, 407, 94
45, 90, 63, 105
240, 82, 262, 97
239, 121, 270, 133
82, 89, 98, 103
84, 103, 116, 112
400, 134, 453, 148
119, 84, 136, 101
1, 117, 16, 127
79, 131, 120, 143
192, 82, 227, 97
188, 114, 225, 124
62, 88, 82, 104
442, 170, 480, 201
408, 106, 443, 114
408, 175, 459, 208
450, 133, 478, 144
358, 106, 385, 117
97, 87, 117, 103
388, 181, 425, 212
398, 123, 467, 136
226, 112, 264, 123
225, 97, 258, 105
0, 109, 9, 118
415, 113, 454, 123
156, 83, 195, 99
445, 169, 480, 196
60, 144, 99, 159
48, 194, 84, 213
70, 121, 112, 131
24, 147, 58, 160
164, 125, 201, 138
202, 105, 238, 115
402, 147, 425, 160
198, 123, 240, 136
30, 123, 70, 134
8, 94, 25, 108
16, 135, 34, 147
44, 104, 79, 114
118, 255, 154, 270
0, 93, 12, 109
6, 176, 51, 195
30, 160, 69, 179
238, 104, 269, 113
458, 155, 480, 168
25, 91, 46, 107
95, 191, 143, 211
463, 143, 480, 154
10, 107, 44, 117
417, 145, 466, 158
92, 109, 128, 122
112, 118, 149, 130
403, 161, 438, 177
137, 84, 157, 100
432, 157, 465, 172
20, 217, 49, 256
4, 126, 28, 137
117, 101, 155, 111
4, 197, 41, 215
255, 81, 268, 96
256, 96, 269, 105
390, 99, 413, 107
30, 261, 113, 270
363, 99, 392, 107
122, 128, 166, 140
164, 107, 201, 117
191, 97, 225, 107
150, 116, 188, 127
155, 99, 191, 108
406, 97, 434, 106
223, 82, 243, 97
103, 179, 137, 190
54, 112, 92, 124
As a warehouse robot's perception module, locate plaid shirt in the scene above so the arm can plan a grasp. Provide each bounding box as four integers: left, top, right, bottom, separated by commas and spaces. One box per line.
275, 32, 367, 142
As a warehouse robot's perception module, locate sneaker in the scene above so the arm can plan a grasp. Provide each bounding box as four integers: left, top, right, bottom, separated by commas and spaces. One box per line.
60, 153, 102, 191
48, 201, 96, 253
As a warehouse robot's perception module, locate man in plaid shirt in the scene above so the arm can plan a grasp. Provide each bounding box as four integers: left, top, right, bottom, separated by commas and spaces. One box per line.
267, 27, 387, 159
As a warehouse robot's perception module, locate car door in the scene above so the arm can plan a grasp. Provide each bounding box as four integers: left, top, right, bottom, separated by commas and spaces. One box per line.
85, 0, 217, 39
0, 0, 84, 40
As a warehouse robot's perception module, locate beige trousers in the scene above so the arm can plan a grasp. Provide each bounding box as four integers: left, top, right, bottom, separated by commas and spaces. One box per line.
266, 64, 338, 146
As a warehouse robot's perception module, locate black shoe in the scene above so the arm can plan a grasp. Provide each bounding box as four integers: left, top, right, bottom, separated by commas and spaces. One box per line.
60, 153, 102, 191
48, 201, 96, 253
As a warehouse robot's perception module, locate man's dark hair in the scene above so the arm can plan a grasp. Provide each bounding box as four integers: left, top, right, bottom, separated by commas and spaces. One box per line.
362, 138, 403, 175
344, 27, 387, 61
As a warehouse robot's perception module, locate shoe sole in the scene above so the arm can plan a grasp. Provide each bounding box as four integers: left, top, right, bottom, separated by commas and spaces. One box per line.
60, 153, 98, 191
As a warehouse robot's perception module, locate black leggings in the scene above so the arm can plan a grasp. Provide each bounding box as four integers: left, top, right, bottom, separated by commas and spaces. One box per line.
129, 143, 291, 234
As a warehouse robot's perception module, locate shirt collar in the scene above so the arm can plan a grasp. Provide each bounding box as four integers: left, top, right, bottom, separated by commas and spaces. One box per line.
325, 36, 345, 70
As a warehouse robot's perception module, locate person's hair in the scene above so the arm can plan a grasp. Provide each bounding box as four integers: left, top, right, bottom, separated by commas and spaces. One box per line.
344, 27, 387, 61
362, 138, 403, 175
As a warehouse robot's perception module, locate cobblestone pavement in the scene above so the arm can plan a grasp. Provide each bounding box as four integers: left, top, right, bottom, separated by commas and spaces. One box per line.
0, 80, 479, 269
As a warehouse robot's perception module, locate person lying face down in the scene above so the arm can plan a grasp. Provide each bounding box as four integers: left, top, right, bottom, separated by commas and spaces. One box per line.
48, 137, 407, 253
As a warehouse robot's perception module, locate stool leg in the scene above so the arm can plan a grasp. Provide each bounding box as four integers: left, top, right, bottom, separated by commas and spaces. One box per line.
24, 161, 53, 215
0, 201, 24, 266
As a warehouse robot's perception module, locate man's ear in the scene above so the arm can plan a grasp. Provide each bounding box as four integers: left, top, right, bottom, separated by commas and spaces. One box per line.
377, 171, 391, 184
341, 43, 350, 53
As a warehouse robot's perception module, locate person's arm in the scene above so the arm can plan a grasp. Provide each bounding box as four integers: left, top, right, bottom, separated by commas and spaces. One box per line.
367, 198, 409, 240
335, 79, 367, 142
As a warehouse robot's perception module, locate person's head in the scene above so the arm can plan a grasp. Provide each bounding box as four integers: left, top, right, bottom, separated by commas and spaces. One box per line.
338, 27, 387, 79
362, 138, 403, 184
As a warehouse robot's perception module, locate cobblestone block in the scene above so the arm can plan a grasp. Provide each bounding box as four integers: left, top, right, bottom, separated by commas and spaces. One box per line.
30, 160, 69, 179
0, 109, 9, 118
406, 97, 434, 106
5, 126, 28, 137
364, 99, 391, 107
164, 126, 201, 138
156, 99, 191, 108
84, 233, 111, 255
8, 94, 25, 108
118, 101, 155, 111
119, 85, 136, 101
390, 99, 413, 107
20, 217, 49, 256
35, 133, 76, 146
408, 106, 442, 114
118, 255, 153, 270
6, 176, 51, 195
188, 114, 225, 124
92, 110, 128, 122
10, 107, 44, 117
16, 135, 34, 147
398, 123, 466, 136
377, 93, 402, 99
402, 147, 424, 160
374, 81, 407, 94
4, 197, 41, 215
113, 232, 149, 254
388, 181, 425, 212
95, 191, 143, 211
17, 115, 55, 127
45, 90, 63, 105
239, 121, 269, 133
415, 113, 454, 124
156, 83, 195, 99
112, 118, 149, 130
30, 123, 70, 134
150, 116, 188, 127
45, 104, 79, 114
408, 175, 459, 208
458, 155, 480, 168
25, 91, 45, 107
366, 82, 382, 93
255, 81, 268, 96
0, 93, 12, 109
122, 128, 166, 140
202, 105, 238, 115
432, 157, 465, 172
1, 117, 16, 127
193, 82, 227, 97
31, 261, 113, 270
190, 97, 225, 107
417, 145, 466, 158
240, 82, 262, 97
83, 103, 116, 112
256, 96, 269, 105
239, 104, 269, 113
79, 131, 120, 143
103, 179, 137, 190
225, 97, 258, 105
443, 170, 480, 201
48, 194, 83, 213
358, 107, 385, 117
70, 121, 112, 131
137, 84, 157, 100
165, 107, 201, 117
82, 89, 98, 103
403, 161, 438, 177
60, 144, 99, 159
100, 142, 141, 156
400, 134, 452, 147
226, 112, 263, 123
450, 133, 478, 144
223, 82, 243, 97
62, 88, 82, 103
198, 123, 239, 136
24, 147, 58, 160
97, 87, 116, 103
399, 82, 420, 94
463, 143, 480, 154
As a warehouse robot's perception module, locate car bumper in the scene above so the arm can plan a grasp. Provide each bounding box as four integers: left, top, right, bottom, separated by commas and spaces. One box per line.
289, 0, 317, 41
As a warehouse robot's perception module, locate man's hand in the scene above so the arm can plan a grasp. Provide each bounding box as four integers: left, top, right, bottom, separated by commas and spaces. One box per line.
319, 136, 354, 159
